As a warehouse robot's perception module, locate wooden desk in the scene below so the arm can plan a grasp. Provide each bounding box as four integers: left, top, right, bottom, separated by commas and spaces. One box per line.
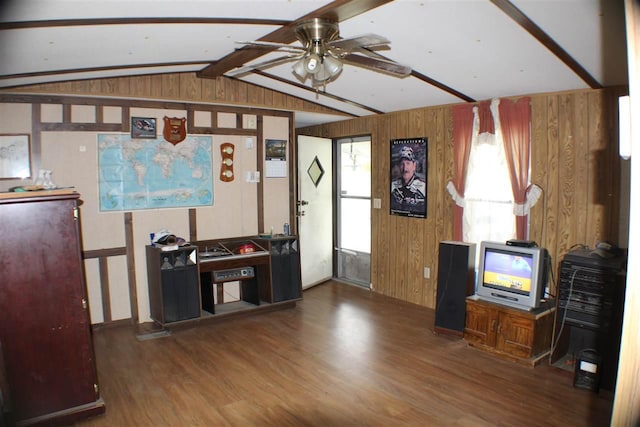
199, 250, 272, 312
146, 237, 301, 329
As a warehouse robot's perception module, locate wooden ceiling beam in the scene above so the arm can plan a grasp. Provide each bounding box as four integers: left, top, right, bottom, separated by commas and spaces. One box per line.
0, 17, 290, 30
410, 70, 476, 103
490, 0, 602, 89
251, 70, 383, 115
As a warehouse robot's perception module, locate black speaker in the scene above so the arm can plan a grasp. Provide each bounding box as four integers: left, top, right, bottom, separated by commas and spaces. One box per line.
434, 241, 476, 336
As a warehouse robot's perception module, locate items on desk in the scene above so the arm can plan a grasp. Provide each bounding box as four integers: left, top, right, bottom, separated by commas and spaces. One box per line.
150, 229, 187, 251
238, 243, 256, 254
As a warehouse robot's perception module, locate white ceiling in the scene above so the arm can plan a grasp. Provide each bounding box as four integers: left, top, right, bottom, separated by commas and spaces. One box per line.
0, 0, 629, 128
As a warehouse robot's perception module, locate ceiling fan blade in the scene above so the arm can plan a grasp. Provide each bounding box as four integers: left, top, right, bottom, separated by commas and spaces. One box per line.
329, 45, 391, 61
342, 54, 412, 77
236, 41, 306, 54
226, 54, 302, 77
329, 34, 391, 51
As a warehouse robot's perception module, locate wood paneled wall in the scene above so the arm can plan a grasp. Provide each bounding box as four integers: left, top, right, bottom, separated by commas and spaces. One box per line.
7, 72, 350, 118
299, 87, 627, 308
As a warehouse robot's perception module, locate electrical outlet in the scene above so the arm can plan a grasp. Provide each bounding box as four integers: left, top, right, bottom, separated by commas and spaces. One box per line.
424, 267, 430, 279
373, 198, 381, 209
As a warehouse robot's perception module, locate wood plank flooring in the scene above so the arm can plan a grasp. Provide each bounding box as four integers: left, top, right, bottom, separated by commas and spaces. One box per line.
75, 281, 613, 426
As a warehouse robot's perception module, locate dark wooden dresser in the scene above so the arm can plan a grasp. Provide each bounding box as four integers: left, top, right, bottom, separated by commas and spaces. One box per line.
0, 191, 104, 426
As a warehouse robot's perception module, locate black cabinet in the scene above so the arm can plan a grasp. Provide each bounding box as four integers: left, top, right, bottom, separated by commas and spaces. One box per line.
146, 245, 201, 324
257, 237, 302, 302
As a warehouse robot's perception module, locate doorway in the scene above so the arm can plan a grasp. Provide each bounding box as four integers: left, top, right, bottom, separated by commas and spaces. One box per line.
297, 135, 333, 289
336, 136, 371, 287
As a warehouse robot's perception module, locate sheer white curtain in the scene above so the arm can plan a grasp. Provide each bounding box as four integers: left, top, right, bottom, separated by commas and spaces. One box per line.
462, 100, 515, 245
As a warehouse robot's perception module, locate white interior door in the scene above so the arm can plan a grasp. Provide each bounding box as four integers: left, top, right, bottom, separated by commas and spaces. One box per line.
297, 135, 333, 288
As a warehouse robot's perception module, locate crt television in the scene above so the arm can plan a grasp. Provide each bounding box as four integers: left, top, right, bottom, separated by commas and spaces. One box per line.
475, 241, 548, 310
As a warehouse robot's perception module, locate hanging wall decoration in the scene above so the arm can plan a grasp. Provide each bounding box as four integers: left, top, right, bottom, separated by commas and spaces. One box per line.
162, 116, 187, 145
97, 133, 213, 211
390, 137, 428, 218
0, 134, 31, 179
131, 117, 157, 139
265, 138, 287, 178
220, 143, 234, 182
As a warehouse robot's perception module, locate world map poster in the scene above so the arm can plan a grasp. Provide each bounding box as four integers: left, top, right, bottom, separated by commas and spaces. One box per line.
98, 134, 213, 211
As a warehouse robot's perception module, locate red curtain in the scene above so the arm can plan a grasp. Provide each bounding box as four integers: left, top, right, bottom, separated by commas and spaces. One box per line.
451, 104, 475, 241
499, 97, 531, 239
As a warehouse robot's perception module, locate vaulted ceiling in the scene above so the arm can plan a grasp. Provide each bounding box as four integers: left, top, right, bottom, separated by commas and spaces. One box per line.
0, 0, 629, 127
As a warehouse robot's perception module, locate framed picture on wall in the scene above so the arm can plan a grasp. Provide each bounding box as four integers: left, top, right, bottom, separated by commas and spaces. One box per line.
390, 137, 428, 218
0, 133, 31, 179
131, 117, 157, 139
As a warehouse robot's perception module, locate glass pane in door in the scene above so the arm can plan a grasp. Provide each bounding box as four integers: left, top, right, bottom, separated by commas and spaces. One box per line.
340, 198, 370, 253
340, 141, 371, 198
337, 138, 371, 286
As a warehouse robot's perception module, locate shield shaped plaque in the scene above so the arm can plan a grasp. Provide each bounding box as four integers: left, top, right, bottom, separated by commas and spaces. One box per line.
162, 116, 187, 145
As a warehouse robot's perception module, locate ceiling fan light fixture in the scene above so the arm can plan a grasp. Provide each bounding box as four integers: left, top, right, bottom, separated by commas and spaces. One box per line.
234, 17, 408, 90
323, 54, 343, 76
312, 55, 343, 84
303, 54, 321, 74
292, 58, 308, 80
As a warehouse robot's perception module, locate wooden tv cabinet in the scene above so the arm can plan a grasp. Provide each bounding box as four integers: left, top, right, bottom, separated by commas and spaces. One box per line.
463, 296, 555, 366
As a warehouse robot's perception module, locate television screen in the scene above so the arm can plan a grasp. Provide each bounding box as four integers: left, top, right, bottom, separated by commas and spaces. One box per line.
475, 241, 547, 310
482, 249, 534, 296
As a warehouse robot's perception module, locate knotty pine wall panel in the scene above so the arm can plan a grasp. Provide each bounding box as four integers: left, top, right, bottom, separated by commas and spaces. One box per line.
529, 96, 550, 262
129, 75, 151, 98
201, 77, 216, 101
390, 112, 411, 302
371, 114, 390, 296
601, 88, 625, 241
179, 73, 201, 100
8, 72, 347, 117
556, 94, 577, 259
406, 109, 427, 306
149, 75, 164, 98
573, 92, 590, 247
160, 74, 181, 98
586, 91, 606, 247
299, 88, 625, 310
429, 107, 450, 308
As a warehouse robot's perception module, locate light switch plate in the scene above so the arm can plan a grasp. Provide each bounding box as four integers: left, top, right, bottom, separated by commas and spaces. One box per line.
245, 171, 260, 182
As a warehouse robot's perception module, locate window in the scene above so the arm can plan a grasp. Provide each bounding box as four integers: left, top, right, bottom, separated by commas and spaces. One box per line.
463, 128, 516, 246
449, 97, 535, 250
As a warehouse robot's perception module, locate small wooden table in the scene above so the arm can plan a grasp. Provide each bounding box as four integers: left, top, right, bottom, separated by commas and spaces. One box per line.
464, 296, 556, 367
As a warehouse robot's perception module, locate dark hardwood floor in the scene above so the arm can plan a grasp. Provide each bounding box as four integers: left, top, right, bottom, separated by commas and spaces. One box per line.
75, 281, 613, 426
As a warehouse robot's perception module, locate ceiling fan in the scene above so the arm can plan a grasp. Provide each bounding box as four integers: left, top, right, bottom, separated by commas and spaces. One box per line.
229, 18, 412, 89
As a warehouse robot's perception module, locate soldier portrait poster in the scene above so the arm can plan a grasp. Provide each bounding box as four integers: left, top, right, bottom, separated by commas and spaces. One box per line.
390, 137, 428, 218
